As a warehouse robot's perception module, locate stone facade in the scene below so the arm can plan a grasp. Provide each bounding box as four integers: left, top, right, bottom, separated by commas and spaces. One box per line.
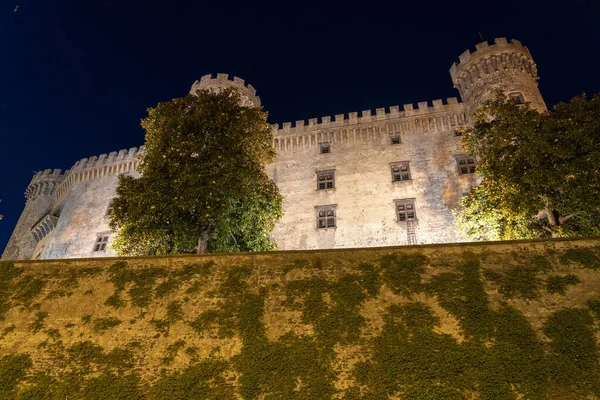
2, 38, 547, 260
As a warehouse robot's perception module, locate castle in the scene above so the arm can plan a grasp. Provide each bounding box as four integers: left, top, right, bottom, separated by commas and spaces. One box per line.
2, 38, 547, 260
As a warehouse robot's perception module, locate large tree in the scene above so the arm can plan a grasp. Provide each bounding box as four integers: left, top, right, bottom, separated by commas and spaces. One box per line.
109, 88, 283, 255
455, 94, 600, 240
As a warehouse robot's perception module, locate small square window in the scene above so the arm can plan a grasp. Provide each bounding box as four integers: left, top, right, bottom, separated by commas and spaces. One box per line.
395, 199, 416, 222
390, 162, 411, 182
320, 142, 330, 154
316, 205, 336, 229
93, 234, 110, 252
390, 133, 401, 145
317, 170, 335, 190
508, 92, 525, 105
456, 155, 477, 174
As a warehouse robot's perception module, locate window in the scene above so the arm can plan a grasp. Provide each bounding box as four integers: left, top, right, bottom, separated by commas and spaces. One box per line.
320, 142, 330, 154
508, 92, 525, 105
390, 132, 401, 145
317, 170, 335, 190
390, 162, 411, 182
105, 199, 114, 216
93, 234, 110, 252
395, 199, 416, 222
316, 205, 336, 229
456, 155, 477, 174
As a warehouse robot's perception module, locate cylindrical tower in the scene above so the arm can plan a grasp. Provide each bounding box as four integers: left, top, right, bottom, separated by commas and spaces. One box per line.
449, 38, 546, 120
1, 169, 63, 260
190, 73, 261, 108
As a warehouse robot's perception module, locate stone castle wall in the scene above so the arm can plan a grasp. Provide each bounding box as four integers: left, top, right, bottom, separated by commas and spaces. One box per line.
268, 98, 475, 250
0, 238, 599, 398
450, 37, 547, 116
2, 38, 547, 260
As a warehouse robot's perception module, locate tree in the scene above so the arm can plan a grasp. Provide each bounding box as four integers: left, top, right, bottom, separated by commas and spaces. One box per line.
454, 93, 600, 240
109, 88, 283, 255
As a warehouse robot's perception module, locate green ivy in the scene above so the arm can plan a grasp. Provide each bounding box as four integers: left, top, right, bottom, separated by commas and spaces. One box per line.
92, 317, 122, 333
427, 258, 493, 340
29, 311, 48, 333
546, 274, 580, 295
559, 248, 600, 270
0, 354, 32, 399
380, 253, 427, 296
543, 308, 600, 397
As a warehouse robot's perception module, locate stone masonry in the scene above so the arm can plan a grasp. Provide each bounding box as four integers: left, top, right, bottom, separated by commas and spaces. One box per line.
2, 38, 547, 260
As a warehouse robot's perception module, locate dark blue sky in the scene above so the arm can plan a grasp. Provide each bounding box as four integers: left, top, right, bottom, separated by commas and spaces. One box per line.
1, 0, 599, 254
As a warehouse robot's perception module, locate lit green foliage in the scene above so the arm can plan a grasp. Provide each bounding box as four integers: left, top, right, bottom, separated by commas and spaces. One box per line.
160, 340, 186, 365
559, 247, 600, 269
92, 317, 121, 333
482, 256, 553, 300
543, 308, 600, 397
149, 359, 236, 400
0, 354, 32, 399
428, 258, 493, 339
0, 262, 23, 319
380, 254, 426, 296
546, 275, 580, 295
588, 299, 600, 319
82, 372, 142, 400
455, 94, 600, 240
1, 251, 600, 399
109, 88, 283, 255
29, 311, 48, 333
13, 275, 45, 309
0, 324, 15, 338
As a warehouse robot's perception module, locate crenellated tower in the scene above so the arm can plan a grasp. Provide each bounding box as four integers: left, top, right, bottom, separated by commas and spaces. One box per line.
2, 169, 64, 260
190, 73, 261, 108
449, 37, 546, 120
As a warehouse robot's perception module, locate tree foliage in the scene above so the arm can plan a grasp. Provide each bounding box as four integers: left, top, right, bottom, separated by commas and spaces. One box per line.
455, 93, 600, 240
109, 88, 283, 255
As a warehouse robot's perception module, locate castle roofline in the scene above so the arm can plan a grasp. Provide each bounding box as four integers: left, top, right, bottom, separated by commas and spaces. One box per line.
271, 97, 463, 134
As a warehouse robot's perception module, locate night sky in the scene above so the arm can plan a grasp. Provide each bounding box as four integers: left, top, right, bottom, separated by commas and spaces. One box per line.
1, 0, 599, 254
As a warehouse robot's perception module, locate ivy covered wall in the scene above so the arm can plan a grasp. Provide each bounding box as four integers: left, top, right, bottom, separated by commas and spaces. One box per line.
1, 238, 600, 399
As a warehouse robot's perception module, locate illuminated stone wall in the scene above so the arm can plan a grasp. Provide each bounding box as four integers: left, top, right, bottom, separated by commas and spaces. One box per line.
0, 238, 599, 398
2, 37, 548, 259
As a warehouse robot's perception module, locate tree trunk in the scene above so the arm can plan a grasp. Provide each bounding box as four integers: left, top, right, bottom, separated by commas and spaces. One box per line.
544, 208, 561, 238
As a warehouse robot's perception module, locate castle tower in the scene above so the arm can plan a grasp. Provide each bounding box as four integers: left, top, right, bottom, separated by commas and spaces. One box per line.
2, 169, 63, 260
449, 38, 547, 120
190, 73, 261, 108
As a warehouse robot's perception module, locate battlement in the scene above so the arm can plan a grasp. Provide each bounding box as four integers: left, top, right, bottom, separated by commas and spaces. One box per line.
72, 146, 145, 170
29, 169, 63, 184
272, 97, 462, 134
190, 73, 261, 107
449, 37, 537, 84
54, 146, 146, 201
26, 169, 64, 202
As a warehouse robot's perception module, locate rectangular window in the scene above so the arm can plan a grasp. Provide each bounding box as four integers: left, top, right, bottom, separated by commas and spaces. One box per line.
395, 199, 416, 222
508, 92, 525, 105
316, 205, 336, 229
390, 132, 400, 145
317, 170, 335, 190
93, 234, 110, 252
105, 199, 114, 216
391, 162, 411, 182
456, 155, 477, 174
320, 142, 330, 154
